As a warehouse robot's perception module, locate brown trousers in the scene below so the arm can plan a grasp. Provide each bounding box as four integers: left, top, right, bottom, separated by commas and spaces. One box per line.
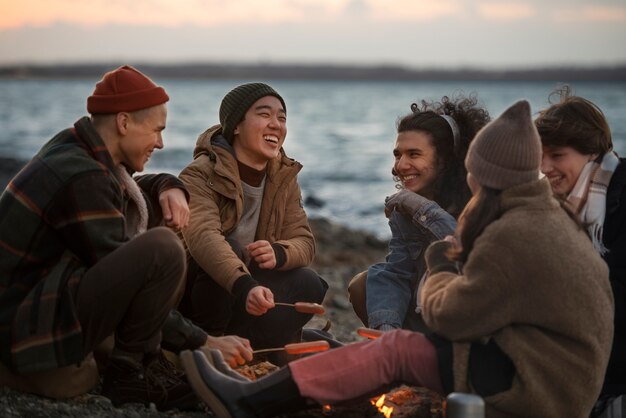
75, 227, 186, 355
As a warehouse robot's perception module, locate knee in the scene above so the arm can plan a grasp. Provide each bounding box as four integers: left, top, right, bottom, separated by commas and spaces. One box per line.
347, 271, 367, 305
145, 227, 184, 257
292, 268, 328, 302
347, 270, 368, 326
138, 227, 186, 281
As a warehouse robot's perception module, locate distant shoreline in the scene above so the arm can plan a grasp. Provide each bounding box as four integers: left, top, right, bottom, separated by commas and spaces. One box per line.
1, 62, 626, 81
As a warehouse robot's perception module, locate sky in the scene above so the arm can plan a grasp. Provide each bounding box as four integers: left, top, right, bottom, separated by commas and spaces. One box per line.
1, 0, 625, 69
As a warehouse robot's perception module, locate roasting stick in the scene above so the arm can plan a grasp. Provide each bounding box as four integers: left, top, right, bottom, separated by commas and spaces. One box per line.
252, 340, 330, 355
274, 301, 326, 315
357, 327, 383, 339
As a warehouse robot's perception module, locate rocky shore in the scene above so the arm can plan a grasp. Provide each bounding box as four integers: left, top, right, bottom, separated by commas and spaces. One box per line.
1, 157, 409, 417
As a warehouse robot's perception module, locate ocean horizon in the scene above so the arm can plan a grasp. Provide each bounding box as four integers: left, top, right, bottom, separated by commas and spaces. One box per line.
2, 79, 625, 238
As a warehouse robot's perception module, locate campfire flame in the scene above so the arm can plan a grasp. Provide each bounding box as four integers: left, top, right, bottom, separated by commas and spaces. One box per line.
322, 404, 332, 415
371, 394, 394, 418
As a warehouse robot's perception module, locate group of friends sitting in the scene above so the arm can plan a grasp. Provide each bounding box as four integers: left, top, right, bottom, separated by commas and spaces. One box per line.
0, 65, 623, 418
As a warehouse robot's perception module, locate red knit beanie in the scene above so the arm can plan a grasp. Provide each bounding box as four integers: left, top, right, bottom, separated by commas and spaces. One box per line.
87, 65, 169, 114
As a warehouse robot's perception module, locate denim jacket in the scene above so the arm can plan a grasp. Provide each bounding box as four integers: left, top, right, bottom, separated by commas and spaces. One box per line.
366, 200, 457, 330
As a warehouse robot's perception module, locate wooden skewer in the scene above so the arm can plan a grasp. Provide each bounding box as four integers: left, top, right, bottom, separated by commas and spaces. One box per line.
274, 302, 326, 315
252, 340, 330, 355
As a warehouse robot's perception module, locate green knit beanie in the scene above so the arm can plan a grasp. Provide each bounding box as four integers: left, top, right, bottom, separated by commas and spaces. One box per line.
219, 83, 286, 143
465, 100, 541, 190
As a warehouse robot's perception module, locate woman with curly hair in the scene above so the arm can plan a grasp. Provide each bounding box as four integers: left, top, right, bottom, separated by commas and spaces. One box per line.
348, 94, 491, 332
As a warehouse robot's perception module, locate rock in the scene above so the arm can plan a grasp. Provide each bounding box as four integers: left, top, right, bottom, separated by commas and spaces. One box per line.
304, 195, 325, 209
331, 293, 351, 310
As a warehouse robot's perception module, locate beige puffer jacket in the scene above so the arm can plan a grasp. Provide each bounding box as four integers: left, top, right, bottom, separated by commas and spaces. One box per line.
179, 125, 315, 293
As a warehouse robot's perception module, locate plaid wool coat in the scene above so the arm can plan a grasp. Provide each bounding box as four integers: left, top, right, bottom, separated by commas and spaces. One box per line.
0, 117, 186, 374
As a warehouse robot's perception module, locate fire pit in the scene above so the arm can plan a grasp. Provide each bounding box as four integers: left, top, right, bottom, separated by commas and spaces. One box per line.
233, 362, 444, 418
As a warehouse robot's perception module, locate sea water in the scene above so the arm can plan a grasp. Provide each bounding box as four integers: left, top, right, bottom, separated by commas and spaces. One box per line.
1, 79, 625, 238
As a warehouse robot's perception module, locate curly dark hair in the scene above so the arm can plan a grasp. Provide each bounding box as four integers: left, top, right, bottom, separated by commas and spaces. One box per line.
393, 93, 491, 218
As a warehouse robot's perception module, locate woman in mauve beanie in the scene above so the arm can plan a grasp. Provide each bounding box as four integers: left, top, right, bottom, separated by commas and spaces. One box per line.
465, 100, 541, 190
87, 65, 169, 114
219, 83, 286, 143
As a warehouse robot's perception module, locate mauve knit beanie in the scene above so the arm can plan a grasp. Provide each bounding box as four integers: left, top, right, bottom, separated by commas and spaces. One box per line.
219, 83, 286, 143
87, 65, 169, 114
465, 100, 541, 190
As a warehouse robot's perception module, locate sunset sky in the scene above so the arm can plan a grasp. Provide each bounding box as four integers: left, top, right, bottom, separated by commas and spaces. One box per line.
1, 0, 625, 68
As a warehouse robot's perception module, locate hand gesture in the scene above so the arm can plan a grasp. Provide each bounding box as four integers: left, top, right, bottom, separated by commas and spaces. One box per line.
385, 189, 432, 218
424, 240, 457, 273
158, 188, 189, 230
204, 335, 253, 367
246, 286, 275, 316
246, 240, 276, 270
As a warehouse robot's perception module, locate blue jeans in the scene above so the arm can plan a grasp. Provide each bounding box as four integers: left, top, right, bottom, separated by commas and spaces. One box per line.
366, 208, 456, 330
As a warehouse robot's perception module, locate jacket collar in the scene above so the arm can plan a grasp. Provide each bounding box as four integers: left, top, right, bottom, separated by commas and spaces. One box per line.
500, 178, 560, 212
195, 123, 302, 184
72, 116, 116, 173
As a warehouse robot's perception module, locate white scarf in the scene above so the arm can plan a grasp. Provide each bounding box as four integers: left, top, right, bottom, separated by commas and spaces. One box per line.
115, 165, 148, 238
566, 151, 619, 255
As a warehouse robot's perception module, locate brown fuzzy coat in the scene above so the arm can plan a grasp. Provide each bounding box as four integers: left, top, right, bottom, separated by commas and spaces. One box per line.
179, 125, 315, 293
421, 179, 613, 418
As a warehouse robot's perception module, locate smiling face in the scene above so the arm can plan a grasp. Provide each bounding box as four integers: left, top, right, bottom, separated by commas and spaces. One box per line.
232, 96, 287, 170
393, 130, 439, 199
541, 145, 597, 197
117, 104, 167, 172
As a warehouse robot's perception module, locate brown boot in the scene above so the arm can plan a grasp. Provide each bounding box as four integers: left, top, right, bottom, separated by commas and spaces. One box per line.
101, 351, 198, 411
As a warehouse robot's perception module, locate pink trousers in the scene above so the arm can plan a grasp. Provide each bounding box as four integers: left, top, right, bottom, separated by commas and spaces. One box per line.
288, 329, 443, 404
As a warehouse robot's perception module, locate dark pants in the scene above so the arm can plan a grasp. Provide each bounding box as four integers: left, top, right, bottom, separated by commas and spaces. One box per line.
75, 227, 186, 355
179, 257, 327, 353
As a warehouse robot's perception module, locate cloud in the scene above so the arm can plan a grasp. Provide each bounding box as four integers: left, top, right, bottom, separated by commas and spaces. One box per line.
0, 0, 328, 29
367, 0, 461, 21
1, 0, 625, 68
343, 0, 369, 15
553, 5, 626, 22
476, 2, 535, 21
0, 0, 468, 29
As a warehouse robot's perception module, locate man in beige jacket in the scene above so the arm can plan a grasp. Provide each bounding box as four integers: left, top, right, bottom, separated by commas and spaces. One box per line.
179, 83, 327, 365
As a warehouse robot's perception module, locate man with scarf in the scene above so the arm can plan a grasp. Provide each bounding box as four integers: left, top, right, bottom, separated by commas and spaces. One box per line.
536, 86, 626, 418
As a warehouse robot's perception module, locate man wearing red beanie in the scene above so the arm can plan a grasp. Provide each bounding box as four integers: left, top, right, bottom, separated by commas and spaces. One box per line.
0, 65, 248, 411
